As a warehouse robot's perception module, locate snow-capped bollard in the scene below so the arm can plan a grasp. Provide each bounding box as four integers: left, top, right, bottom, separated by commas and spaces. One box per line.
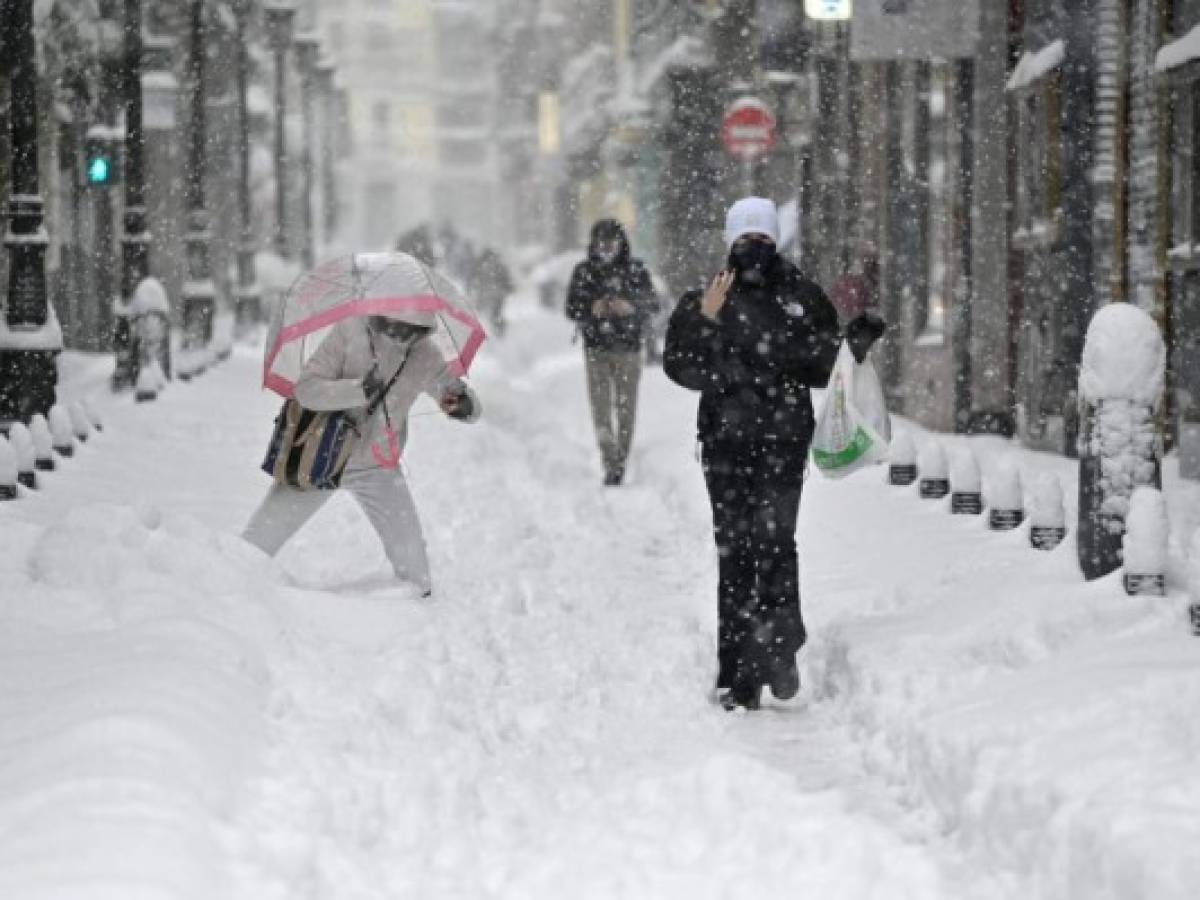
6, 424, 37, 489
1122, 486, 1168, 596
1029, 473, 1067, 550
988, 460, 1024, 530
47, 405, 75, 457
917, 442, 949, 499
67, 401, 92, 442
888, 432, 918, 485
0, 437, 17, 500
28, 415, 55, 471
1188, 529, 1200, 636
1077, 303, 1165, 581
950, 448, 983, 514
81, 397, 103, 432
135, 363, 161, 402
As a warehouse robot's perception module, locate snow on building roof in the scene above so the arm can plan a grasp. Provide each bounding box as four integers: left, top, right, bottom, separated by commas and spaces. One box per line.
1005, 39, 1065, 92
1156, 24, 1200, 73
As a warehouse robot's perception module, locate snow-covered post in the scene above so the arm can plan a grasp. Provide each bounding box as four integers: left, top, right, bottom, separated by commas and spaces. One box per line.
0, 437, 17, 500
131, 276, 172, 381
888, 432, 918, 485
917, 442, 949, 499
1077, 304, 1165, 580
135, 363, 162, 403
67, 402, 93, 443
1029, 473, 1067, 550
1188, 529, 1200, 636
81, 398, 103, 432
28, 414, 55, 471
1122, 487, 1168, 596
47, 406, 75, 458
6, 423, 37, 489
988, 460, 1024, 530
950, 448, 983, 514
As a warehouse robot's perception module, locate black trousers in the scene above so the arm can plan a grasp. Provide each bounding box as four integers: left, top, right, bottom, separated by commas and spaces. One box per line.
702, 442, 807, 690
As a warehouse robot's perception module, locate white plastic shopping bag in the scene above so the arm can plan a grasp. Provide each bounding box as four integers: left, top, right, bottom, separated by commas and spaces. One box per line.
811, 342, 891, 478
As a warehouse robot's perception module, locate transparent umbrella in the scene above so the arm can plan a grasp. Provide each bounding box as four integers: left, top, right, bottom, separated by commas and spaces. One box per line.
263, 251, 487, 399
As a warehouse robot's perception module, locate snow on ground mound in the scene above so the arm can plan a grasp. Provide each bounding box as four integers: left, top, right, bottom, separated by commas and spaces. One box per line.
0, 503, 282, 900
802, 448, 1200, 900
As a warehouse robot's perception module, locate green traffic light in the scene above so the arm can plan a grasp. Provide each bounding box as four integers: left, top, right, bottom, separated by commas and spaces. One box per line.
87, 156, 111, 184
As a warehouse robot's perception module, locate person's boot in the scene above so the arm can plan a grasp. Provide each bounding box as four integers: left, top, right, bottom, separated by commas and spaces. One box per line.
768, 657, 800, 701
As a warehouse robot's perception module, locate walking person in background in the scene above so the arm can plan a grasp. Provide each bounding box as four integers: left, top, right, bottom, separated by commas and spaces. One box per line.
566, 219, 660, 486
664, 197, 885, 711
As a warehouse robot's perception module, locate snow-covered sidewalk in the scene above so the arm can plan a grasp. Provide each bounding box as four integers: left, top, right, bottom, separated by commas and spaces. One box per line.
2, 294, 1197, 899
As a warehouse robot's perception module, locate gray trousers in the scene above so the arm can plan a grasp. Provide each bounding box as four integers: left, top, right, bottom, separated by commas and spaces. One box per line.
583, 348, 642, 472
242, 467, 432, 592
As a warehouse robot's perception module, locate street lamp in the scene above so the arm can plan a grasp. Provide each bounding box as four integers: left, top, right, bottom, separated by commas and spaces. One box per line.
264, 1, 296, 260
232, 0, 261, 332
294, 31, 321, 269
180, 0, 216, 359
0, 0, 62, 423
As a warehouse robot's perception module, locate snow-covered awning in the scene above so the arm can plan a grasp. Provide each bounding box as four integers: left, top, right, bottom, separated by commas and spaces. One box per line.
1156, 24, 1200, 74
1006, 39, 1065, 92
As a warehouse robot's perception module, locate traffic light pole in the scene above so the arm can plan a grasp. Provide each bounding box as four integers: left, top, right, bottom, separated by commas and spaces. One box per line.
0, 0, 61, 424
180, 0, 216, 356
113, 0, 150, 391
232, 0, 261, 333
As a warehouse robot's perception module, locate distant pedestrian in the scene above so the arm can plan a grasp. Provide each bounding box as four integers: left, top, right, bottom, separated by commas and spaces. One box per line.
664, 197, 885, 710
474, 247, 514, 336
565, 219, 660, 486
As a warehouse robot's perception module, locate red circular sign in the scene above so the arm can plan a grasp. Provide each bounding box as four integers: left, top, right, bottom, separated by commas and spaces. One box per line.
721, 97, 777, 161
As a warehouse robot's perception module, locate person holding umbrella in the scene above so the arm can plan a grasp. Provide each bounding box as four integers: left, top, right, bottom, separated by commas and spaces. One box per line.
244, 253, 486, 598
663, 198, 885, 710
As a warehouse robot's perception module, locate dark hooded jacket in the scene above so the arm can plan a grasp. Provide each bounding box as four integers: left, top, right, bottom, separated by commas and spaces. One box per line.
663, 254, 840, 448
565, 220, 658, 351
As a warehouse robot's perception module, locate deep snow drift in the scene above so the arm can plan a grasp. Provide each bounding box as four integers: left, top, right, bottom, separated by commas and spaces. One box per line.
2, 292, 1198, 899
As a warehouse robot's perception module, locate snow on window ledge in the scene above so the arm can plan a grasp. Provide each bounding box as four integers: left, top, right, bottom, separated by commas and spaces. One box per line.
1156, 24, 1200, 74
1006, 40, 1065, 92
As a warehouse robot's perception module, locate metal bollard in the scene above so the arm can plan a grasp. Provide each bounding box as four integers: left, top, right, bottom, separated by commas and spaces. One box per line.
6, 423, 37, 489
988, 460, 1024, 530
918, 442, 949, 499
1029, 473, 1067, 550
0, 437, 17, 500
1122, 487, 1167, 597
48, 405, 76, 458
950, 448, 983, 514
67, 401, 93, 442
1190, 529, 1200, 636
28, 415, 55, 471
889, 432, 918, 485
135, 364, 161, 403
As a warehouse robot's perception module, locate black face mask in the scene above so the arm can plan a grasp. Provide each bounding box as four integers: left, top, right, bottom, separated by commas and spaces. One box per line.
728, 241, 777, 283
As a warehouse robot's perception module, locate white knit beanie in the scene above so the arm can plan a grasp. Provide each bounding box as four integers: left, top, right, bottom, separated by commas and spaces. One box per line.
724, 197, 780, 249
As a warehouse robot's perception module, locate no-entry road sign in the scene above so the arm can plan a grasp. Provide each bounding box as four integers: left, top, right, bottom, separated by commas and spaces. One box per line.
721, 97, 777, 161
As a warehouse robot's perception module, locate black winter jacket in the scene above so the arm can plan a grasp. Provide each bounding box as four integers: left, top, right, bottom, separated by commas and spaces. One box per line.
565, 221, 658, 352
663, 257, 840, 448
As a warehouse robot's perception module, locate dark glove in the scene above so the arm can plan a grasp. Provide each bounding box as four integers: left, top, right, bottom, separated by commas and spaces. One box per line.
361, 367, 385, 403
845, 312, 887, 364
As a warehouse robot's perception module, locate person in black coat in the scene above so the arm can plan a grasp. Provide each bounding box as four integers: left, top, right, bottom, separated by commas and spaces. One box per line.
664, 197, 884, 711
566, 219, 660, 485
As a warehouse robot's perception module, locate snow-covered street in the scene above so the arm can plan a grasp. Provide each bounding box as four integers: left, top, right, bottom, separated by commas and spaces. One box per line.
2, 292, 1198, 899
